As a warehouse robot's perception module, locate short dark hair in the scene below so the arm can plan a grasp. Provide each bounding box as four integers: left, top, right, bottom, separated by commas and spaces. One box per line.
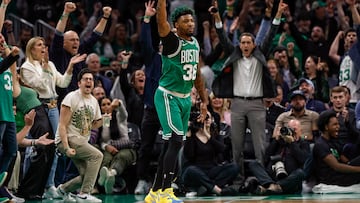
345, 28, 356, 37
77, 68, 94, 82
239, 32, 255, 43
170, 6, 194, 26
317, 111, 337, 132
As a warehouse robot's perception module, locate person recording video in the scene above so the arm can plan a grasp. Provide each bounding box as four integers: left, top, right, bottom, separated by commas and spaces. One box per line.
248, 119, 311, 195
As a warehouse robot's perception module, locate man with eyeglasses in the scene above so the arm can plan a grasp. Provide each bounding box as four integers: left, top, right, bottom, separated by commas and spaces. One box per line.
55, 68, 104, 203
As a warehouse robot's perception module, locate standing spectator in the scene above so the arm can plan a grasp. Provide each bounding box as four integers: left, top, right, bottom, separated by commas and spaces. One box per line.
85, 53, 113, 96
118, 51, 145, 128
49, 1, 111, 186
55, 69, 103, 202
267, 58, 290, 107
0, 39, 20, 202
144, 1, 208, 202
329, 1, 360, 108
302, 55, 330, 103
211, 0, 286, 177
49, 2, 111, 104
285, 7, 335, 80
20, 36, 86, 199
134, 0, 162, 195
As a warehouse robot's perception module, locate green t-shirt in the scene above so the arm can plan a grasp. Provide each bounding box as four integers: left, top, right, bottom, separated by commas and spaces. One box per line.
0, 67, 14, 122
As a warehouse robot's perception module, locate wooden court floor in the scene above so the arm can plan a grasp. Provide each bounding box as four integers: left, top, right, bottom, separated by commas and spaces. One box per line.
26, 193, 360, 203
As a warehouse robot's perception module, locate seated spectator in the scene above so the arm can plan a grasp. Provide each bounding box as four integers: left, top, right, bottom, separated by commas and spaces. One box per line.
264, 97, 285, 128
248, 119, 310, 195
92, 86, 106, 101
208, 92, 232, 163
313, 111, 360, 186
274, 90, 319, 141
288, 78, 327, 114
325, 86, 360, 160
97, 97, 137, 194
182, 111, 239, 197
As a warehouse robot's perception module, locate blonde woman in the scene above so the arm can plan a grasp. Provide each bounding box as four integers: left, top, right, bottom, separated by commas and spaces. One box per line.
20, 36, 86, 199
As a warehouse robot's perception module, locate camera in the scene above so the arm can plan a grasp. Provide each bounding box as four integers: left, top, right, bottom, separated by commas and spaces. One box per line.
105, 70, 115, 78
210, 7, 218, 13
272, 161, 288, 180
189, 111, 208, 131
280, 126, 295, 137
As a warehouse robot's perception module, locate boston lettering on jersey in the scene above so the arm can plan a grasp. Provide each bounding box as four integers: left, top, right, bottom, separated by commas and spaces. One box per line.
180, 49, 199, 64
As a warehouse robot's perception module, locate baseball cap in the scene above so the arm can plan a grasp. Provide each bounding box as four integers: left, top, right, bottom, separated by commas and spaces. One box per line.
289, 90, 306, 101
312, 1, 326, 10
299, 78, 315, 90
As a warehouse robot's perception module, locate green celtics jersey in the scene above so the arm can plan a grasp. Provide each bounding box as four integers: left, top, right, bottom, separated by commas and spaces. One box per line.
0, 68, 15, 122
159, 36, 200, 94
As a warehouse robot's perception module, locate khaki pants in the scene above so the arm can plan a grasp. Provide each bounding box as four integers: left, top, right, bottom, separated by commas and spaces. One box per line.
102, 148, 137, 175
58, 136, 103, 194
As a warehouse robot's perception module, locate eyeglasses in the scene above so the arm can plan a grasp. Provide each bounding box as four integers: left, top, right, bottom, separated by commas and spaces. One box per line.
81, 77, 94, 81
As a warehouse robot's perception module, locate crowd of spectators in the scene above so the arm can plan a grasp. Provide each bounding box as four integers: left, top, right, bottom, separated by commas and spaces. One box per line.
2, 0, 360, 202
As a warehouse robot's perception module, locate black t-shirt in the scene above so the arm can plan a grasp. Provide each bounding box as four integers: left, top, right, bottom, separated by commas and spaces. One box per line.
313, 136, 343, 185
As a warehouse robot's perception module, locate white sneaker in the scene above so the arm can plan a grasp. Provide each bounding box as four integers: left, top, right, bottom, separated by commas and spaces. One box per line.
98, 166, 108, 186
5, 188, 24, 203
55, 185, 76, 203
104, 169, 116, 194
43, 186, 62, 199
76, 193, 102, 203
134, 179, 150, 195
185, 191, 197, 198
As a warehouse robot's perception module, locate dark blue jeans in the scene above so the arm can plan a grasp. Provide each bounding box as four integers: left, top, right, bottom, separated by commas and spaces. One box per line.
0, 122, 17, 173
182, 163, 239, 193
248, 160, 305, 194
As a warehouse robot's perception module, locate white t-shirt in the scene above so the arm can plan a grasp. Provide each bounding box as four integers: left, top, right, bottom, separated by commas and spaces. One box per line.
55, 89, 102, 144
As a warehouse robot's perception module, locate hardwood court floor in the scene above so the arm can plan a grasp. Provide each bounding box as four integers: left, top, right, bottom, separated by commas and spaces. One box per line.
26, 193, 360, 203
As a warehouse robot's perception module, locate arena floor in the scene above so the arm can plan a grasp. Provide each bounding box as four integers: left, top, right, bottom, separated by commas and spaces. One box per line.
24, 193, 360, 203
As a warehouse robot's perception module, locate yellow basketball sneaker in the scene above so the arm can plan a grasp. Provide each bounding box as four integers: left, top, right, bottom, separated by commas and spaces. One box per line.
159, 188, 183, 203
144, 188, 160, 203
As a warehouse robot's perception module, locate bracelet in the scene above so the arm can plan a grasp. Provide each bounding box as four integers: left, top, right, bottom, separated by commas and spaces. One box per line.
1, 3, 7, 8
60, 13, 69, 20
226, 6, 233, 11
143, 16, 151, 20
31, 139, 35, 146
102, 16, 109, 20
121, 61, 128, 64
64, 147, 69, 153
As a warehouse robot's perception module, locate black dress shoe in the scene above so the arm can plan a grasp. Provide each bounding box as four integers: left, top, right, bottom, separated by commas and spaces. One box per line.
221, 185, 239, 196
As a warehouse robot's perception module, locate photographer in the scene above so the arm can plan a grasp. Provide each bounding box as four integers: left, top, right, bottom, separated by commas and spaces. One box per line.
248, 119, 310, 195
181, 111, 239, 196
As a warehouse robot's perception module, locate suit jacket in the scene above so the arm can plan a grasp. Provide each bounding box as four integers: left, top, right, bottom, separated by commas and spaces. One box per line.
212, 18, 278, 99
